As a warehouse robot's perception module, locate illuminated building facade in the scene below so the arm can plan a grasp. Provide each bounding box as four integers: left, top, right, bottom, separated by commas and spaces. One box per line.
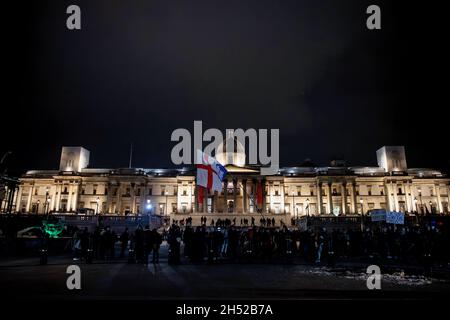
10, 146, 450, 222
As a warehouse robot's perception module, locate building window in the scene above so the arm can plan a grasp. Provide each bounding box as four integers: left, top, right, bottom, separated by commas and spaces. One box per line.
136, 188, 141, 196
105, 188, 108, 195
93, 188, 97, 195
161, 186, 166, 196
148, 187, 152, 196
182, 189, 187, 196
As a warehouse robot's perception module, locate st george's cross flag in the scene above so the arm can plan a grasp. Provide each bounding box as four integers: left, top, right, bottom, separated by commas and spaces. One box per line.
196, 150, 227, 193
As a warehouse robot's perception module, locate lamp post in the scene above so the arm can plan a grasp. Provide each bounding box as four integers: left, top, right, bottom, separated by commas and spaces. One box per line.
146, 199, 152, 214
414, 197, 418, 213
36, 200, 40, 214
429, 201, 433, 214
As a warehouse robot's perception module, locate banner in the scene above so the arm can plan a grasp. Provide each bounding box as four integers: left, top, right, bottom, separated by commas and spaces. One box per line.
386, 211, 404, 225
370, 209, 386, 222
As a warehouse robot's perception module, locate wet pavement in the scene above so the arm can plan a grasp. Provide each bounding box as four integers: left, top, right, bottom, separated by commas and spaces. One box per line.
1, 242, 449, 300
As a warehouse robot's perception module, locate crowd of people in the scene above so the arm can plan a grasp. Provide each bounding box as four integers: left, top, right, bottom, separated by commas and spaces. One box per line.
71, 225, 162, 264
16, 218, 450, 270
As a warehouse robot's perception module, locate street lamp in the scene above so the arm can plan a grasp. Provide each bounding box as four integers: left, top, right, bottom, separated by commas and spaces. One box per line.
36, 200, 40, 214
413, 197, 418, 212
96, 197, 100, 215
146, 199, 152, 214
429, 201, 433, 214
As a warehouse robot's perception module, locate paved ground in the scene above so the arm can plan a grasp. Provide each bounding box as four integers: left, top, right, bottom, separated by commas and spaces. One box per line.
1, 242, 449, 300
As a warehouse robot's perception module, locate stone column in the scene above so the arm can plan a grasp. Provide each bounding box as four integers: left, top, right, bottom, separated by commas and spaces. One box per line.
106, 183, 112, 213
15, 186, 23, 213
392, 181, 399, 211
351, 182, 357, 213
316, 182, 323, 215
50, 186, 56, 211
131, 184, 136, 214
188, 182, 193, 212
242, 179, 247, 213
194, 184, 199, 212
72, 183, 79, 211
203, 187, 208, 213
436, 184, 443, 213
262, 179, 267, 214
404, 181, 411, 212
55, 184, 62, 212
327, 182, 333, 214
25, 185, 32, 212
341, 182, 347, 215
67, 185, 73, 211
233, 179, 237, 213
384, 183, 391, 211
116, 183, 122, 214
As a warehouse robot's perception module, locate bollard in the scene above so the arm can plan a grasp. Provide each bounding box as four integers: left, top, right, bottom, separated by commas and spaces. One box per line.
86, 249, 93, 264
39, 248, 48, 265
128, 249, 135, 264
327, 251, 335, 267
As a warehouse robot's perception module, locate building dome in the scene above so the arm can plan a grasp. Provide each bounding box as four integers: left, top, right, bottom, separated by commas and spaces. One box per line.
216, 133, 246, 166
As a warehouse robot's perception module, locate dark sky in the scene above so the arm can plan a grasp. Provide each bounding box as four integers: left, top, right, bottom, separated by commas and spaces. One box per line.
2, 0, 449, 175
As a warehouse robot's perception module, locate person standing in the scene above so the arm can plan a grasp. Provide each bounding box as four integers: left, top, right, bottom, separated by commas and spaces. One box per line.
143, 225, 153, 265
120, 228, 129, 258
152, 228, 162, 263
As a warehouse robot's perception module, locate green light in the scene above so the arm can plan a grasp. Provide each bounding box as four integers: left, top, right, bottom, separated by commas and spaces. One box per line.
42, 220, 64, 238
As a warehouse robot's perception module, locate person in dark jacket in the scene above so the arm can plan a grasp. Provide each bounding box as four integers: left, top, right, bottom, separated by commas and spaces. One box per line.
120, 228, 129, 258
152, 229, 163, 263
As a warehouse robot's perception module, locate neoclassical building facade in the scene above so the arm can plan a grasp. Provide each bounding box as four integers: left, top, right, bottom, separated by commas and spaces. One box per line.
12, 146, 450, 220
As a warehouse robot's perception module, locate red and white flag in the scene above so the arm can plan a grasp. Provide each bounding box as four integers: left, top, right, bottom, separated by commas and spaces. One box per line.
196, 150, 227, 193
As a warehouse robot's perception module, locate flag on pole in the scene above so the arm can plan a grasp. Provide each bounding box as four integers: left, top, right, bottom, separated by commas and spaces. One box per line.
256, 182, 263, 205
196, 150, 227, 193
197, 185, 205, 205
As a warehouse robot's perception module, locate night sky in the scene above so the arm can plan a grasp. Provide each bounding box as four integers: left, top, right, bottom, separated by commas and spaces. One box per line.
2, 1, 449, 175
